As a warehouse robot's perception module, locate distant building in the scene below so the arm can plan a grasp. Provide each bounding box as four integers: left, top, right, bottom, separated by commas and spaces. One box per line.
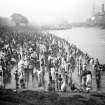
87, 4, 105, 26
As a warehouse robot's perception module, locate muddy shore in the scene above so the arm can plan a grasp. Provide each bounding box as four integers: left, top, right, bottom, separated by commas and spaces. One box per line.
0, 89, 105, 105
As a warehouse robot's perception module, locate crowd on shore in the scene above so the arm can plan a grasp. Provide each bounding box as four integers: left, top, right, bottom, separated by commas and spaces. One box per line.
0, 27, 103, 92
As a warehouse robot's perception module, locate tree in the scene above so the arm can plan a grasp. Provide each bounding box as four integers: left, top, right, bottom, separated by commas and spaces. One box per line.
10, 13, 29, 26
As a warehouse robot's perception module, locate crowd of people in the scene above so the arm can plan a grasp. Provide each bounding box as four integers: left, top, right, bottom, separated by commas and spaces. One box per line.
0, 27, 102, 92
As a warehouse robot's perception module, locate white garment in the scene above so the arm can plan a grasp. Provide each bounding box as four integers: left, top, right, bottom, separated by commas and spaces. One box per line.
86, 73, 92, 91
51, 68, 55, 81
0, 65, 2, 71
61, 76, 67, 91
83, 64, 87, 71
86, 74, 92, 86
18, 59, 24, 72
33, 68, 37, 74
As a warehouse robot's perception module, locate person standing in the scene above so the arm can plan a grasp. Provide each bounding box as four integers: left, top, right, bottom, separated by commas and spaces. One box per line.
94, 58, 101, 90
85, 70, 92, 92
0, 61, 3, 88
58, 74, 62, 91
14, 69, 19, 89
81, 64, 87, 91
79, 63, 83, 89
40, 57, 45, 88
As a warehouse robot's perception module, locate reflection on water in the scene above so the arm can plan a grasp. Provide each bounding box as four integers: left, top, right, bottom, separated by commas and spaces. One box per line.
49, 27, 105, 64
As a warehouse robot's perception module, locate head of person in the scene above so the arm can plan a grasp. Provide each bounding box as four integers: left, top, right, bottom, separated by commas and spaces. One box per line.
83, 63, 87, 71
95, 58, 99, 65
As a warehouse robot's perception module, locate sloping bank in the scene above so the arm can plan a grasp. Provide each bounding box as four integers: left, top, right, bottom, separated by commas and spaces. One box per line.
0, 89, 105, 105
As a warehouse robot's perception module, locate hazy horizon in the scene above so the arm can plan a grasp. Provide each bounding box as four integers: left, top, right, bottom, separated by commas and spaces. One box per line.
0, 0, 105, 25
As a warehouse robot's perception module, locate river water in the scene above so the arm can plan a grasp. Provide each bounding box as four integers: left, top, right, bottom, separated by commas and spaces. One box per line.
49, 27, 105, 64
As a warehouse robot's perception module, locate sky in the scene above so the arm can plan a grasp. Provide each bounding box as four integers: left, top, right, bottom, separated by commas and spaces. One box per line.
0, 0, 105, 24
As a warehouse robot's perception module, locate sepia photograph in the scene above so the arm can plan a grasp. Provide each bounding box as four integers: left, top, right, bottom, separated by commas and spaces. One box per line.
0, 0, 105, 105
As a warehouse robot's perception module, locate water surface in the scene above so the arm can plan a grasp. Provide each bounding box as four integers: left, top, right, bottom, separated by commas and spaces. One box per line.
49, 27, 105, 64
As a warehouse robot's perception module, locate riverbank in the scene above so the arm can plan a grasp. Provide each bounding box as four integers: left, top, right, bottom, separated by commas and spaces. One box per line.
0, 89, 105, 105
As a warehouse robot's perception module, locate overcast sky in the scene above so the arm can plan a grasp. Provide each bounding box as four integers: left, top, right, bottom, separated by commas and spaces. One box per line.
0, 0, 105, 24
